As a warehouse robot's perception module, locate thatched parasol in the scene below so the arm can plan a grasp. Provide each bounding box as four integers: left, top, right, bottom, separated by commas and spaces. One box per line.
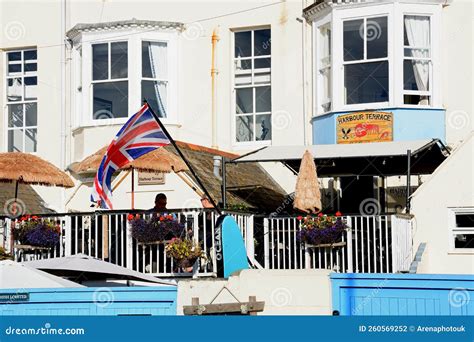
0, 152, 74, 217
293, 149, 322, 214
72, 146, 188, 209
72, 146, 188, 174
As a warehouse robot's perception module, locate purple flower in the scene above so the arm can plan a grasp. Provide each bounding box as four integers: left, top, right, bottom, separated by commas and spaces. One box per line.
131, 216, 185, 243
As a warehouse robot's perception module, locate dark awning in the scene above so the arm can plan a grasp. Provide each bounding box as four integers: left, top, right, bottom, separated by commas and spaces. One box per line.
232, 139, 450, 177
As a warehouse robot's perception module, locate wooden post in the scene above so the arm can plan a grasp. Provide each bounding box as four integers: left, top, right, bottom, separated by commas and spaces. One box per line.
249, 296, 257, 316
103, 215, 109, 260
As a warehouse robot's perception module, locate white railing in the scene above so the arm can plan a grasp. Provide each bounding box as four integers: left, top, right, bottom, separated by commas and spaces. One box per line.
263, 215, 413, 273
3, 209, 255, 278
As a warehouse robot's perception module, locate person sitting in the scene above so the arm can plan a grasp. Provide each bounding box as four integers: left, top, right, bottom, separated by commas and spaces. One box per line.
152, 193, 167, 211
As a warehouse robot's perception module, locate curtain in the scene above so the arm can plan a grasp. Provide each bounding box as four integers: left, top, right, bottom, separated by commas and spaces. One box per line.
404, 16, 430, 92
147, 42, 168, 117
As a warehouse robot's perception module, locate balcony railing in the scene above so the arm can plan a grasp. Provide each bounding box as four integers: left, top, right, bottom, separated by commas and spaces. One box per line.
1, 210, 413, 277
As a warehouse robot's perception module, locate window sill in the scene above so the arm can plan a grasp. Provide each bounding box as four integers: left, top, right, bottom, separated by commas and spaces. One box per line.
232, 140, 272, 152
447, 250, 474, 255
72, 119, 181, 134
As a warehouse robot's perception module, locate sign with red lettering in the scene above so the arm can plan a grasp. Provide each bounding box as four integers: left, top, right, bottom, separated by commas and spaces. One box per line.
336, 112, 393, 144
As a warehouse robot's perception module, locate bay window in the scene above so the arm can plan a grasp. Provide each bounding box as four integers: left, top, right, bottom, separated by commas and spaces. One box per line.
311, 2, 440, 115
5, 49, 38, 152
234, 29, 272, 143
73, 28, 178, 127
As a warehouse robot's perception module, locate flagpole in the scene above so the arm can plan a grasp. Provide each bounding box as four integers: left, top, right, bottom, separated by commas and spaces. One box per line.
143, 100, 222, 215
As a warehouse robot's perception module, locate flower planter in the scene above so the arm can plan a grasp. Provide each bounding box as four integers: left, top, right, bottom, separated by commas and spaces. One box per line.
15, 218, 60, 249
306, 241, 347, 248
129, 215, 184, 244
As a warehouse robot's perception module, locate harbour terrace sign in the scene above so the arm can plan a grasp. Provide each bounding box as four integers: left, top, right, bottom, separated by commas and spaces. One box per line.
336, 112, 393, 144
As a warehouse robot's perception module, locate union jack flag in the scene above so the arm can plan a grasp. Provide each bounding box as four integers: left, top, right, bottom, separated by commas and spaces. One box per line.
91, 103, 170, 209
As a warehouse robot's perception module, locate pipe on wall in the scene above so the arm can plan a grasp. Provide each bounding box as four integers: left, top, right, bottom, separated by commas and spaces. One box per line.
211, 27, 220, 149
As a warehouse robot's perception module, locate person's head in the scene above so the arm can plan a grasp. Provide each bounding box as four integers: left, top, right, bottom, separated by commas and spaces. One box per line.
155, 193, 167, 210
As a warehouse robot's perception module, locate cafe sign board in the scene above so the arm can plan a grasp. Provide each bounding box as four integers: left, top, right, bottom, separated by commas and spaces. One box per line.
336, 111, 393, 144
138, 171, 166, 185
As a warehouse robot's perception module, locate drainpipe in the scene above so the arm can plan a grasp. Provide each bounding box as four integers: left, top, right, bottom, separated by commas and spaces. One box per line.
60, 0, 67, 212
211, 28, 220, 149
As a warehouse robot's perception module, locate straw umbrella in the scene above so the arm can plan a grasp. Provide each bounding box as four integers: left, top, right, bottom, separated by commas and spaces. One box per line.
0, 152, 74, 216
73, 146, 188, 208
293, 149, 322, 214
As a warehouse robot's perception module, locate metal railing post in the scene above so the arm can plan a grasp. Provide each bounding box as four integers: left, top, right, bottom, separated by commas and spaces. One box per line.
263, 218, 270, 269
64, 215, 72, 256
126, 219, 133, 269
390, 215, 399, 273
346, 217, 354, 273
246, 215, 255, 261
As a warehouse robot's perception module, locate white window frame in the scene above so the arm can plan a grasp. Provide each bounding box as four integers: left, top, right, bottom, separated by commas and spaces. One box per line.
3, 48, 38, 153
78, 30, 178, 128
312, 2, 442, 117
231, 27, 272, 148
448, 207, 474, 254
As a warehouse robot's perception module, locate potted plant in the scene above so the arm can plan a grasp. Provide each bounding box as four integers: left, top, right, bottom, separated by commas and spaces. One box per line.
165, 238, 205, 271
15, 215, 60, 248
128, 214, 184, 244
296, 212, 348, 247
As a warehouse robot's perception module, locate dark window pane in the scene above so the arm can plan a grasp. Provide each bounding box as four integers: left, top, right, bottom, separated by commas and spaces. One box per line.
236, 88, 253, 113
25, 103, 37, 126
8, 64, 21, 75
8, 104, 23, 127
235, 31, 251, 58
404, 94, 430, 106
367, 17, 387, 59
93, 81, 128, 119
256, 86, 271, 112
24, 62, 37, 73
93, 43, 108, 80
255, 58, 271, 69
8, 52, 21, 62
142, 80, 167, 118
345, 62, 389, 104
8, 129, 23, 152
24, 50, 37, 60
455, 234, 474, 249
344, 19, 364, 61
236, 116, 253, 142
25, 128, 37, 152
456, 214, 474, 228
256, 114, 271, 141
254, 29, 271, 56
111, 42, 128, 79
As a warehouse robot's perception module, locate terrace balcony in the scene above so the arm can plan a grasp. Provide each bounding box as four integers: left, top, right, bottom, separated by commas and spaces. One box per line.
1, 209, 414, 277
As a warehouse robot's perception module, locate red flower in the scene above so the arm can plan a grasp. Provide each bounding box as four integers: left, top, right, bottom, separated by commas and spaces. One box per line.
297, 216, 303, 221
317, 212, 324, 217
335, 211, 342, 217
159, 216, 164, 221
127, 214, 134, 221
32, 215, 39, 220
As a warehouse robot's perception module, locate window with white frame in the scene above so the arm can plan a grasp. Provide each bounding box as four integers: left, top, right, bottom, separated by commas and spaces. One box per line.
75, 29, 177, 126
92, 41, 128, 120
403, 15, 431, 106
343, 16, 389, 105
317, 23, 332, 113
234, 29, 272, 143
5, 49, 38, 152
450, 209, 474, 251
